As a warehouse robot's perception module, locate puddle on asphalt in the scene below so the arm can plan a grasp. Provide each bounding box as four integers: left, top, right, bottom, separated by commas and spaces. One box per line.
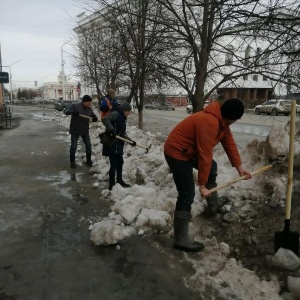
32, 113, 56, 121
36, 171, 83, 184
36, 171, 86, 202
72, 190, 89, 205
41, 214, 82, 262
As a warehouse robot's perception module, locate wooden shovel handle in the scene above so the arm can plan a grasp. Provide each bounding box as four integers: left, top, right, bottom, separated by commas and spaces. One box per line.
285, 100, 296, 219
79, 114, 93, 120
208, 164, 272, 193
116, 135, 134, 145
116, 135, 149, 151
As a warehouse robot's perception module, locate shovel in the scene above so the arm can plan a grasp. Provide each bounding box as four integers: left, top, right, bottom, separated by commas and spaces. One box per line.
208, 164, 272, 193
274, 100, 299, 256
116, 135, 152, 154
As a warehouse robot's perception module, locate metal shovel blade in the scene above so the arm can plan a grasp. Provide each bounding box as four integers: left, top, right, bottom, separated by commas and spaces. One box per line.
274, 220, 299, 256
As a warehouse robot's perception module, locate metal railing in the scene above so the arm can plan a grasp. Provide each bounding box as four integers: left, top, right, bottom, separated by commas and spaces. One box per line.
0, 104, 12, 129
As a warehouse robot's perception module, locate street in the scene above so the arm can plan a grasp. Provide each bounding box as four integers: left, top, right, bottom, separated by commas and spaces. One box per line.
0, 106, 200, 300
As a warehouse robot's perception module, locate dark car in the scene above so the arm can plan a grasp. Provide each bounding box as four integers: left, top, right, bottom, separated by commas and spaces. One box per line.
54, 100, 76, 111
160, 102, 175, 111
144, 102, 161, 109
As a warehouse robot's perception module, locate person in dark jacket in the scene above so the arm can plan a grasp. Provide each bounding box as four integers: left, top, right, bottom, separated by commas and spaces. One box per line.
164, 98, 252, 253
99, 88, 119, 120
64, 95, 98, 168
101, 102, 136, 190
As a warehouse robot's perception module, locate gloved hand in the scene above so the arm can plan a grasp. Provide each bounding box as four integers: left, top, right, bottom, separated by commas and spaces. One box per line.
92, 116, 98, 122
130, 140, 137, 146
109, 129, 116, 139
72, 111, 80, 116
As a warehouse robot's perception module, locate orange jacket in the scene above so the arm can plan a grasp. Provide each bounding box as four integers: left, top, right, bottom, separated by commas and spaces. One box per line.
164, 102, 241, 185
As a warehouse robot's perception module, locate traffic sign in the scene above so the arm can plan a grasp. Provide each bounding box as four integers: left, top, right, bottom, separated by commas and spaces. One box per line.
0, 72, 9, 83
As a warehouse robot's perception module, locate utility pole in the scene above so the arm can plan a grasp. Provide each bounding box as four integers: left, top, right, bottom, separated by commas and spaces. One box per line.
61, 41, 70, 100
9, 60, 21, 102
0, 43, 3, 104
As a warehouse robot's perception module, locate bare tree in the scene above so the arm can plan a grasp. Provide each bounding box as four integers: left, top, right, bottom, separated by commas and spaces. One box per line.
79, 0, 169, 129
152, 0, 300, 111
73, 13, 126, 103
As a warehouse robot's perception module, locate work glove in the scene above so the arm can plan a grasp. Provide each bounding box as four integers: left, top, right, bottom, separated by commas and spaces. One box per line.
92, 116, 98, 122
130, 140, 137, 146
108, 129, 116, 139
72, 111, 80, 116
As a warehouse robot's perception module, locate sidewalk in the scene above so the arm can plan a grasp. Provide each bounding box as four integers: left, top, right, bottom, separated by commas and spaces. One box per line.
0, 106, 200, 300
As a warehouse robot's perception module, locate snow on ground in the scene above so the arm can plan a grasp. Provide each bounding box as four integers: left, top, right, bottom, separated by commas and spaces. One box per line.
53, 111, 300, 300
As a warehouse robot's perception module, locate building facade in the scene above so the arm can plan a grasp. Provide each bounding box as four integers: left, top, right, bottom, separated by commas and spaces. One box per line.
42, 72, 78, 101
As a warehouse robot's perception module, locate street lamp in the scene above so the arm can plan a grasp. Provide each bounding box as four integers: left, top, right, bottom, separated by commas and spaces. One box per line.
8, 60, 21, 102
61, 41, 70, 100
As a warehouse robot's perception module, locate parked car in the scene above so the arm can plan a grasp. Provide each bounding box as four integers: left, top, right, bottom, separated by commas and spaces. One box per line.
160, 102, 175, 111
144, 102, 161, 109
54, 100, 76, 111
254, 99, 297, 116
186, 100, 210, 114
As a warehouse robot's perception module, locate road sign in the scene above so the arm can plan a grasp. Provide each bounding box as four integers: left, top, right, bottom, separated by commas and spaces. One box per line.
0, 72, 9, 83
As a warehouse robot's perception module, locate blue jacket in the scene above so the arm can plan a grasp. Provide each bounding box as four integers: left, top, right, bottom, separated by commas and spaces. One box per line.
99, 95, 119, 119
101, 108, 129, 156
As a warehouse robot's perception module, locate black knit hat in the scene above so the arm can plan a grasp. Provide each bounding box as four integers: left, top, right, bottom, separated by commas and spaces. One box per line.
82, 95, 92, 102
120, 102, 132, 112
220, 98, 244, 120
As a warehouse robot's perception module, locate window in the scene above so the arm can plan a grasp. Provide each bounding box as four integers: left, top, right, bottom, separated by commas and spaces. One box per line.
254, 47, 261, 67
244, 46, 251, 67
263, 76, 267, 81
187, 60, 192, 71
253, 75, 258, 81
225, 45, 234, 65
187, 77, 193, 88
243, 75, 248, 80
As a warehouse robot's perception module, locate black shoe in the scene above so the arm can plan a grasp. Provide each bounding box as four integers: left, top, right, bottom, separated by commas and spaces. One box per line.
86, 160, 93, 167
70, 162, 76, 168
109, 181, 115, 191
117, 179, 130, 188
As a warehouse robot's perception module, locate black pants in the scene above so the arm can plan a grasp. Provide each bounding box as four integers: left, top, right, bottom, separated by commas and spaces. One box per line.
70, 133, 91, 162
108, 154, 124, 182
164, 153, 217, 212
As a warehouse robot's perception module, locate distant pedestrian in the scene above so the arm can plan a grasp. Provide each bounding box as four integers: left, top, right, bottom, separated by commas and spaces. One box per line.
164, 98, 252, 252
64, 95, 98, 168
99, 88, 119, 120
101, 102, 136, 190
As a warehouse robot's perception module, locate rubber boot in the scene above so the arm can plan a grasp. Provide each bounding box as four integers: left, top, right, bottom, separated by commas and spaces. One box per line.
116, 177, 130, 188
173, 211, 205, 252
70, 154, 76, 169
203, 183, 229, 217
86, 153, 93, 167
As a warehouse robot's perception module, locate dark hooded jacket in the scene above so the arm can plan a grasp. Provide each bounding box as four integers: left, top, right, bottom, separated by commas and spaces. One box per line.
65, 102, 98, 135
101, 108, 129, 156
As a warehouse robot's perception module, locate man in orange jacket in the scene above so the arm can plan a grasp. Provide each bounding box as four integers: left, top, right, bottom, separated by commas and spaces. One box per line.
164, 98, 252, 252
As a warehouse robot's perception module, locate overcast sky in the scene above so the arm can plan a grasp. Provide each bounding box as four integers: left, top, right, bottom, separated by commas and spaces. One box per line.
0, 0, 85, 89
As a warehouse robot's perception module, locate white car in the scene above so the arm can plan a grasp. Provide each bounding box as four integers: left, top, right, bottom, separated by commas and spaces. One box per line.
186, 100, 210, 114
254, 99, 299, 116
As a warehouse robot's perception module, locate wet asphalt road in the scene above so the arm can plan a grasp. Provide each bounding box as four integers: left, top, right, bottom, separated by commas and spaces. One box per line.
0, 106, 200, 300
